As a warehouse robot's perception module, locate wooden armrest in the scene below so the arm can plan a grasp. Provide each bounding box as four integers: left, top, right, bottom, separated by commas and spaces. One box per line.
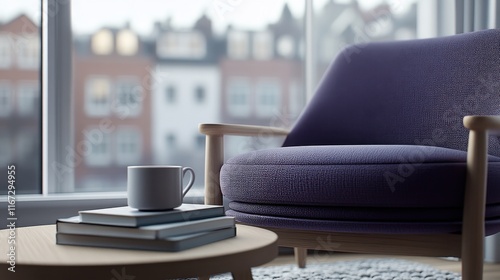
200, 123, 288, 206
463, 115, 500, 131
199, 123, 289, 136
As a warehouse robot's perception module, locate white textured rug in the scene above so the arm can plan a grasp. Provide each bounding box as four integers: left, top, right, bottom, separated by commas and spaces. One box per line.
208, 258, 461, 280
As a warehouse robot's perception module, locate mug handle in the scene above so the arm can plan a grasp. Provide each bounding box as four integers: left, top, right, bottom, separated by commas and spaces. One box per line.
181, 167, 195, 198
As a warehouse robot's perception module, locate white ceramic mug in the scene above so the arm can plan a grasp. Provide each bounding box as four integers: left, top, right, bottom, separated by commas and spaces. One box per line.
127, 166, 195, 211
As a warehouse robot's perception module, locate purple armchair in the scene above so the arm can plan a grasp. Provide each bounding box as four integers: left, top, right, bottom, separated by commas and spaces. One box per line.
200, 29, 500, 280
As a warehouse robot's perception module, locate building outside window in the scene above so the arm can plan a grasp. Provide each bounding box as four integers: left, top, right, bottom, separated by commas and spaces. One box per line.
85, 76, 112, 117
17, 81, 39, 116
0, 81, 12, 117
227, 78, 251, 117
255, 80, 281, 117
91, 29, 114, 55
227, 31, 249, 59
252, 31, 273, 60
115, 78, 141, 117
166, 133, 176, 149
16, 35, 40, 69
157, 32, 206, 59
115, 127, 142, 165
116, 29, 139, 56
194, 85, 206, 104
84, 127, 112, 167
0, 34, 12, 68
165, 85, 177, 104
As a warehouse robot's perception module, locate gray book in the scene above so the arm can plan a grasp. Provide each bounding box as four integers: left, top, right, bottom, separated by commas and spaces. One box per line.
78, 204, 225, 227
57, 216, 235, 239
56, 227, 236, 252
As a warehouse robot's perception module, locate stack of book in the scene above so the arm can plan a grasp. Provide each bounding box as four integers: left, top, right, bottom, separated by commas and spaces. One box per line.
56, 204, 235, 252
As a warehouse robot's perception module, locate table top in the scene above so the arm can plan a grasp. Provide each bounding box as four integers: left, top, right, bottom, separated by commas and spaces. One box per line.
0, 224, 278, 280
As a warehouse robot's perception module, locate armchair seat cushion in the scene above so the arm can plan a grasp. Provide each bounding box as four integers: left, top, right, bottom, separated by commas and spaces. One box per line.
222, 145, 500, 234
221, 145, 500, 209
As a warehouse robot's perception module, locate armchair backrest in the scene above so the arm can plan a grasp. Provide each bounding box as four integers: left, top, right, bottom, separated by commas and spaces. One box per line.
283, 29, 500, 156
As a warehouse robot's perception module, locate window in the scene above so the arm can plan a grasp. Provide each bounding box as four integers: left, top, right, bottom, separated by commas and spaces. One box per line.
277, 35, 295, 58
85, 76, 111, 117
165, 85, 176, 103
116, 29, 139, 56
2, 0, 495, 199
228, 31, 249, 59
227, 78, 251, 117
115, 127, 142, 165
91, 29, 114, 55
84, 127, 112, 167
253, 31, 273, 60
157, 32, 206, 59
166, 133, 176, 149
0, 81, 12, 117
17, 35, 40, 69
0, 134, 11, 165
17, 81, 39, 116
115, 78, 142, 117
195, 134, 205, 150
256, 80, 281, 117
194, 85, 206, 104
0, 34, 12, 68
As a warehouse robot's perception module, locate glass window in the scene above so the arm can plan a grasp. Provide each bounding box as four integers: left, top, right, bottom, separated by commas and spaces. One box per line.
85, 76, 112, 117
0, 34, 12, 68
66, 0, 305, 194
115, 77, 142, 117
157, 32, 206, 59
256, 80, 281, 117
84, 127, 112, 167
227, 78, 251, 117
194, 85, 206, 103
165, 85, 176, 104
16, 34, 39, 69
91, 29, 114, 55
253, 31, 273, 60
17, 81, 39, 116
116, 29, 139, 56
227, 31, 249, 59
0, 81, 12, 117
115, 127, 142, 165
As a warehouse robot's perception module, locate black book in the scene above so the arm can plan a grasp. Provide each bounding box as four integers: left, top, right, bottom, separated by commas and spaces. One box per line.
78, 204, 225, 227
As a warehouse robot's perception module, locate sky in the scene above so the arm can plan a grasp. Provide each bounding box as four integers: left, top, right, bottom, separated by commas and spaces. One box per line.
0, 0, 407, 35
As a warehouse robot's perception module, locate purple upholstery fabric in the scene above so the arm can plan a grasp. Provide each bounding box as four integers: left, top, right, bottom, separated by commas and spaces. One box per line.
220, 30, 500, 235
221, 145, 500, 208
226, 210, 500, 235
228, 202, 500, 222
283, 29, 500, 157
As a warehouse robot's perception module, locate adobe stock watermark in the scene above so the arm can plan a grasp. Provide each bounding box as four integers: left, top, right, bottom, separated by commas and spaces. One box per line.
110, 267, 135, 280
211, 0, 244, 20
384, 72, 500, 192
311, 235, 341, 264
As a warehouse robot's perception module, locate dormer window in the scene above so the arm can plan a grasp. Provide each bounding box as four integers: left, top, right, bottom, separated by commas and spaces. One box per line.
156, 32, 206, 59
252, 31, 273, 60
116, 29, 139, 56
227, 31, 249, 59
91, 29, 113, 55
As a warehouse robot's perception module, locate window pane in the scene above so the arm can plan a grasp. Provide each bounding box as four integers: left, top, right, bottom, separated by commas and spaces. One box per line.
69, 0, 304, 193
313, 0, 455, 86
0, 1, 41, 194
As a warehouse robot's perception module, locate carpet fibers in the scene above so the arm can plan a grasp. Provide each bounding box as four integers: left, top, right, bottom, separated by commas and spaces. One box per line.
209, 258, 462, 280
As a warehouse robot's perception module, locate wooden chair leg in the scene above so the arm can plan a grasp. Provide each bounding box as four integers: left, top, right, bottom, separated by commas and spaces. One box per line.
231, 269, 253, 280
294, 247, 307, 268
